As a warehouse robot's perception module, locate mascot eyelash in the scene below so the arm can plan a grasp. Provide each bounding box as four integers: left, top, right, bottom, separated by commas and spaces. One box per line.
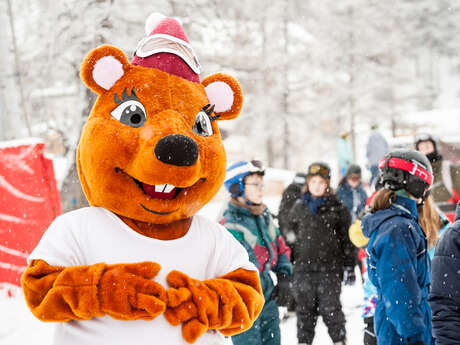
114, 87, 139, 105
202, 104, 219, 121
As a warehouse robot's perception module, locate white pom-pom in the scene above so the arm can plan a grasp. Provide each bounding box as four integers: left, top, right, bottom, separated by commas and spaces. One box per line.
145, 12, 166, 35
172, 16, 182, 26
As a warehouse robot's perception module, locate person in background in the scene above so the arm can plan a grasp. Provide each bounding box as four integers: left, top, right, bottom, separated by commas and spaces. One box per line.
362, 150, 436, 345
337, 164, 368, 279
337, 131, 354, 177
349, 219, 379, 345
221, 160, 293, 345
277, 171, 307, 314
278, 172, 307, 244
288, 162, 353, 345
337, 164, 368, 223
348, 181, 382, 345
429, 203, 460, 345
366, 123, 389, 187
415, 133, 460, 222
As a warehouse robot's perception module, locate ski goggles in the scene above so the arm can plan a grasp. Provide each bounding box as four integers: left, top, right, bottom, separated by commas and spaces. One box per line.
135, 33, 201, 74
308, 164, 330, 178
378, 157, 433, 188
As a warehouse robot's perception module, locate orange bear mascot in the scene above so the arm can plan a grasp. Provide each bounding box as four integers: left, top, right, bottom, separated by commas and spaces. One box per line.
21, 13, 264, 345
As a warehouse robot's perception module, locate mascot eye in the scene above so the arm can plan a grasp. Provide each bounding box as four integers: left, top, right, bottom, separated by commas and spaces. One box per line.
110, 100, 147, 128
193, 111, 213, 137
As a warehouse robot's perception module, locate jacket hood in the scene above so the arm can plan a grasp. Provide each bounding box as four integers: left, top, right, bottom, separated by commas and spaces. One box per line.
362, 196, 418, 238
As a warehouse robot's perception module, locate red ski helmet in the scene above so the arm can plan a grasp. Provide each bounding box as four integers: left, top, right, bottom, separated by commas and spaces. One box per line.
378, 150, 433, 199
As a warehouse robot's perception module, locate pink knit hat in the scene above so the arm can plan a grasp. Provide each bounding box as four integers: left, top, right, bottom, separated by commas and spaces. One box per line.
131, 13, 201, 83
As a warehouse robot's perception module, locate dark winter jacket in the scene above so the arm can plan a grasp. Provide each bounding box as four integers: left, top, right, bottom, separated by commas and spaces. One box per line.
362, 196, 434, 345
222, 202, 293, 300
336, 182, 367, 222
288, 193, 353, 273
278, 182, 303, 246
429, 203, 460, 345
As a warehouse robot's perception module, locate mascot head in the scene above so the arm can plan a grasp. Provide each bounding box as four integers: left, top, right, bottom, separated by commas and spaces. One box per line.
77, 13, 243, 224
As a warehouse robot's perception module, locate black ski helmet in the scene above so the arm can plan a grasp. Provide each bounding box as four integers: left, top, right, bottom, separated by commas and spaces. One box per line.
345, 164, 362, 177
378, 150, 433, 199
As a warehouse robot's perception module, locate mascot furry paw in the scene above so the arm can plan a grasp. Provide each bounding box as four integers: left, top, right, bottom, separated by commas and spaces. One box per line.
21, 13, 264, 345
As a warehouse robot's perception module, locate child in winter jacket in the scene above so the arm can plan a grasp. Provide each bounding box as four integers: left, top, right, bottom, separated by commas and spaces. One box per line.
221, 160, 293, 345
363, 150, 436, 345
337, 164, 368, 223
351, 191, 446, 345
276, 172, 307, 313
348, 196, 378, 345
288, 162, 353, 345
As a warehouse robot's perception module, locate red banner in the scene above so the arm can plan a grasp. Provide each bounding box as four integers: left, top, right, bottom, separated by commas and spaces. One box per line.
0, 140, 62, 286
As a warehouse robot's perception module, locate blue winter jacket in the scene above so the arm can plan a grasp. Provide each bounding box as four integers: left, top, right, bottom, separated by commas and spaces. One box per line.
362, 196, 434, 345
429, 203, 460, 345
336, 182, 367, 221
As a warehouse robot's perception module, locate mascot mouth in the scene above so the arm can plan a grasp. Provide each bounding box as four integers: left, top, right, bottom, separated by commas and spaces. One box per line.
136, 181, 181, 200
115, 167, 205, 200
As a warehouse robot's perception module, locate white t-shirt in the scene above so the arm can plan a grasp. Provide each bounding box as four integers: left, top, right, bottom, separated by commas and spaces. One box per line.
28, 207, 256, 345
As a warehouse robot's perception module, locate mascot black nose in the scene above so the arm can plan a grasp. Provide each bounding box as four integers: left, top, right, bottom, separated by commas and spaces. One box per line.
154, 134, 199, 166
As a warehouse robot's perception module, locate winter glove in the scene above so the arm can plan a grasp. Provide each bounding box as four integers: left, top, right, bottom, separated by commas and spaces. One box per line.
272, 272, 292, 307
343, 266, 356, 285
98, 262, 167, 320
164, 269, 264, 343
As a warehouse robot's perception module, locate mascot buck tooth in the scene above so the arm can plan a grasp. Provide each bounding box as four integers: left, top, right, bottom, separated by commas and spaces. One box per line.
21, 13, 264, 345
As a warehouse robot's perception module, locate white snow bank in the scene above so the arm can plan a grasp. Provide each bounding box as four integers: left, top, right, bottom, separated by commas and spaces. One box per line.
0, 138, 45, 149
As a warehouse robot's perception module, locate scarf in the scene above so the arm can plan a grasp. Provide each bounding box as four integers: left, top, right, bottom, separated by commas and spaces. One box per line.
302, 192, 326, 216
230, 198, 266, 216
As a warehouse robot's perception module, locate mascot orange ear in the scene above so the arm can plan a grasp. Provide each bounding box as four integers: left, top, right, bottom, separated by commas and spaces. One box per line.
80, 44, 131, 95
202, 73, 243, 120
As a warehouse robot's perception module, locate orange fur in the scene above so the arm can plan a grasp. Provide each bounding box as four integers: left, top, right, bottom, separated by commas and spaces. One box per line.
21, 260, 166, 321
164, 268, 264, 343
77, 45, 242, 226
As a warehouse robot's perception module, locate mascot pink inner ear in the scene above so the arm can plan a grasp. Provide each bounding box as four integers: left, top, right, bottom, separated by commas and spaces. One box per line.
92, 56, 125, 90
205, 81, 234, 113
